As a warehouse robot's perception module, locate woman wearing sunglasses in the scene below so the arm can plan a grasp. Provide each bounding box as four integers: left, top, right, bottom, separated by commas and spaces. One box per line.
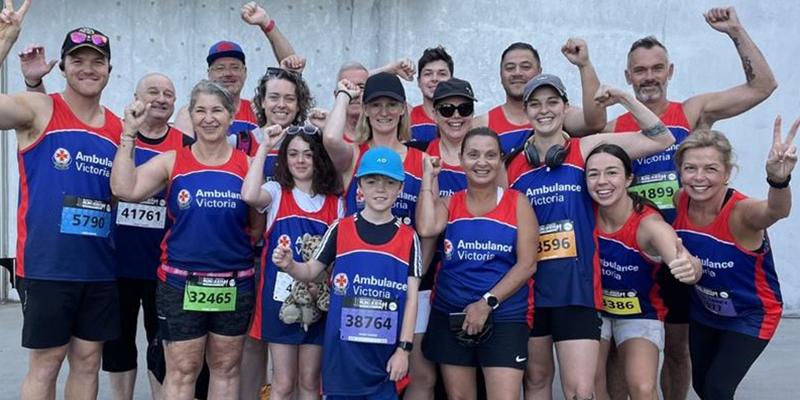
111, 80, 260, 400
584, 144, 700, 400
241, 124, 343, 400
504, 75, 675, 400
416, 127, 538, 400
323, 72, 425, 225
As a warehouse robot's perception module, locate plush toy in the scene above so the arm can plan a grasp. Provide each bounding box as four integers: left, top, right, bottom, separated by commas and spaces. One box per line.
278, 233, 329, 331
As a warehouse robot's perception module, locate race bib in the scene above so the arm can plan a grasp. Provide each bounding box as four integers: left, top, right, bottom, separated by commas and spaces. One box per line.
183, 275, 237, 312
116, 197, 167, 229
273, 271, 294, 302
695, 285, 737, 317
538, 220, 577, 261
340, 296, 398, 345
60, 196, 112, 237
602, 289, 642, 315
629, 171, 679, 210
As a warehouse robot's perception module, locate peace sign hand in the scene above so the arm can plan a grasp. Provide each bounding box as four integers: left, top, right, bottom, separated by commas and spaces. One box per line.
0, 0, 30, 43
766, 116, 799, 183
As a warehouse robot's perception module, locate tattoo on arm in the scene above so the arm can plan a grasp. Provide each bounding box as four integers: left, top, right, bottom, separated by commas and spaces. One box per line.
741, 56, 755, 83
732, 36, 741, 47
642, 122, 669, 138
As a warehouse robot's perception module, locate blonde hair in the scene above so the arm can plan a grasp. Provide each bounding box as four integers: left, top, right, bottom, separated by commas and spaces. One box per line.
674, 129, 737, 173
353, 106, 411, 144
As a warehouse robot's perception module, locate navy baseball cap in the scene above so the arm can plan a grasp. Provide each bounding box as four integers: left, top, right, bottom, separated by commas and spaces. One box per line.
207, 41, 246, 66
433, 77, 477, 104
356, 147, 405, 182
523, 74, 568, 103
61, 27, 110, 60
363, 72, 406, 104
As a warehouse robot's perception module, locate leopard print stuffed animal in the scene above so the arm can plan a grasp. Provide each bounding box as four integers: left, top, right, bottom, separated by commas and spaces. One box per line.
278, 233, 329, 331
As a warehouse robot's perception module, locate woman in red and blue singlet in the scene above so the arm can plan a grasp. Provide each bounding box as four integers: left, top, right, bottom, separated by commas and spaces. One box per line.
111, 80, 261, 400
672, 126, 796, 400
241, 124, 343, 400
417, 128, 537, 400
505, 76, 675, 400
323, 72, 425, 226
585, 144, 701, 400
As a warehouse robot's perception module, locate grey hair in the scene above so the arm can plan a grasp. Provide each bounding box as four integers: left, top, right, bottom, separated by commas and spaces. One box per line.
336, 61, 368, 81
189, 79, 235, 116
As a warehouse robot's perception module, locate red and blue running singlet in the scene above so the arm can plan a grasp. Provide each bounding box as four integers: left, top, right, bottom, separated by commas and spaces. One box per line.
508, 138, 602, 309
615, 102, 691, 223
673, 190, 782, 340
487, 105, 532, 156
322, 216, 416, 396
426, 139, 467, 196
229, 99, 259, 157
344, 144, 424, 226
596, 206, 667, 320
250, 190, 339, 344
158, 146, 254, 291
115, 127, 186, 280
262, 148, 279, 182
16, 93, 121, 281
410, 105, 437, 142
433, 189, 534, 327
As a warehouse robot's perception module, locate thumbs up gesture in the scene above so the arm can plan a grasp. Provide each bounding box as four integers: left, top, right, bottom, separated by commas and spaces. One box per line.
668, 238, 701, 284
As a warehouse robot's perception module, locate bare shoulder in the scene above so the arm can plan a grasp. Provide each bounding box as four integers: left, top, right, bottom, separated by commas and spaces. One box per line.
473, 113, 489, 128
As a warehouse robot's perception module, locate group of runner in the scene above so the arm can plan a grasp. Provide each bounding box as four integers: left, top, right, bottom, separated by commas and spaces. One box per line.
0, 1, 795, 400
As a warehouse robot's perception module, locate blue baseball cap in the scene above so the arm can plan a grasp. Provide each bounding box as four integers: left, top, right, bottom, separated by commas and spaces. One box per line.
207, 41, 246, 66
356, 147, 405, 182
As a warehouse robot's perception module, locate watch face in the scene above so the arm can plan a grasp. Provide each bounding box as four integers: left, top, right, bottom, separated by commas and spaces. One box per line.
486, 296, 498, 307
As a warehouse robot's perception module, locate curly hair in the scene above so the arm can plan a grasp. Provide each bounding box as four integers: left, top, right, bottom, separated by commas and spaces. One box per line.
273, 132, 343, 197
252, 68, 314, 128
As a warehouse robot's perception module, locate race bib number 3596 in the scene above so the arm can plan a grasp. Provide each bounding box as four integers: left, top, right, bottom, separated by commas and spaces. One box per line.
537, 220, 577, 261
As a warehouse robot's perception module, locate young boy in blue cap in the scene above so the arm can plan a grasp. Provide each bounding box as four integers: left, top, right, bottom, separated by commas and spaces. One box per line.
273, 147, 422, 399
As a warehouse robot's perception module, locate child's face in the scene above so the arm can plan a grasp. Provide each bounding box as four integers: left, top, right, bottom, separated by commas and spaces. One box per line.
358, 175, 403, 213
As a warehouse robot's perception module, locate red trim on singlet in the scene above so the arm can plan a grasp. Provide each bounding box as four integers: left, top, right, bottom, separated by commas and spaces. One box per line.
614, 101, 691, 132
487, 105, 531, 135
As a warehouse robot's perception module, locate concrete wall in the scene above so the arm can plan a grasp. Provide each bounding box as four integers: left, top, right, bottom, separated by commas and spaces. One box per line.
2, 0, 799, 313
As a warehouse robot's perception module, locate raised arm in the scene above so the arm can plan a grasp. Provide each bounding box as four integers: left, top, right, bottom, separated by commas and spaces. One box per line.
0, 0, 42, 135
639, 215, 701, 284
734, 116, 797, 232
561, 37, 607, 136
241, 2, 296, 64
241, 124, 285, 209
415, 155, 448, 238
111, 101, 173, 202
369, 58, 415, 81
19, 44, 54, 93
580, 85, 674, 160
323, 79, 360, 174
0, 0, 29, 66
683, 7, 777, 130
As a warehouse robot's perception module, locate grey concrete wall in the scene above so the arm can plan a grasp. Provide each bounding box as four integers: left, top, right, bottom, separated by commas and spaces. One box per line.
2, 0, 800, 312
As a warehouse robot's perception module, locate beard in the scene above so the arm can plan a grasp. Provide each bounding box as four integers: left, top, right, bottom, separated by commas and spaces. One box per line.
634, 82, 665, 103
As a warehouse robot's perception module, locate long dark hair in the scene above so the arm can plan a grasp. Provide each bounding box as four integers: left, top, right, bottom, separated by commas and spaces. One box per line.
252, 68, 314, 127
585, 143, 660, 215
273, 132, 343, 196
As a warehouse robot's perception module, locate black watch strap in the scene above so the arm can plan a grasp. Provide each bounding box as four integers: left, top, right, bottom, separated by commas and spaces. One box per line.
767, 174, 791, 189
398, 341, 413, 352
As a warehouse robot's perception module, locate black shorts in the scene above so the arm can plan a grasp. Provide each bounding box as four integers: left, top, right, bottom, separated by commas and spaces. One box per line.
422, 309, 529, 370
658, 267, 691, 324
156, 281, 254, 342
529, 306, 601, 342
17, 277, 120, 349
102, 278, 159, 372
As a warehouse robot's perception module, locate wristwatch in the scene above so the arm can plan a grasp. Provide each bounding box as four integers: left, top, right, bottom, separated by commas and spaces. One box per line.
398, 341, 413, 352
483, 292, 499, 310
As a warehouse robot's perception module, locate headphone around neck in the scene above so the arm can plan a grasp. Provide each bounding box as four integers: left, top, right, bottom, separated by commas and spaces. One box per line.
523, 132, 572, 168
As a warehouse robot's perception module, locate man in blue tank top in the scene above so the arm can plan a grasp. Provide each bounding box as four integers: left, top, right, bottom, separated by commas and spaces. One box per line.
0, 3, 122, 399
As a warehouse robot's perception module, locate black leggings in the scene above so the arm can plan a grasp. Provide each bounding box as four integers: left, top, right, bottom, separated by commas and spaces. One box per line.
689, 320, 769, 400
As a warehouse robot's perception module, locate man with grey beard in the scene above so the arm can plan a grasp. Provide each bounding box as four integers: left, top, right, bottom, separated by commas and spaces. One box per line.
600, 7, 776, 400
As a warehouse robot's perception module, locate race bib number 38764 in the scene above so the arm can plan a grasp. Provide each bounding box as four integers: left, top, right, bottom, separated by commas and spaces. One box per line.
340, 296, 398, 345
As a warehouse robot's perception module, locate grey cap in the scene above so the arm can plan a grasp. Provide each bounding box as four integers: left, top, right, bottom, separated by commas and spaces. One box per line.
523, 74, 568, 103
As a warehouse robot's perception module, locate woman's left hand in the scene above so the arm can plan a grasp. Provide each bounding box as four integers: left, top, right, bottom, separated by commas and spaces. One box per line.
766, 116, 799, 183
463, 299, 491, 336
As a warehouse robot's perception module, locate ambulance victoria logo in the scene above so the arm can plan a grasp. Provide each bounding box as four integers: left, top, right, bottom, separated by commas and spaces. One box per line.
177, 189, 192, 209
333, 272, 349, 295
52, 148, 72, 170
278, 234, 291, 249
443, 238, 454, 260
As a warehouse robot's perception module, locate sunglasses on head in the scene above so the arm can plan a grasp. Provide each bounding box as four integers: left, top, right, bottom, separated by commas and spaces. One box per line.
286, 125, 320, 136
436, 102, 474, 118
69, 31, 108, 47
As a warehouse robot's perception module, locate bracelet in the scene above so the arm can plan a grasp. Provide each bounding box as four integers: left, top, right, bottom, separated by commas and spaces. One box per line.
767, 174, 791, 189
335, 90, 353, 102
419, 188, 433, 194
120, 135, 137, 142
261, 19, 276, 34
25, 79, 42, 89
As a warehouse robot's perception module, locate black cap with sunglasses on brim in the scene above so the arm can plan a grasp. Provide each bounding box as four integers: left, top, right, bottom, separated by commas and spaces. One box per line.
61, 27, 111, 62
433, 77, 478, 105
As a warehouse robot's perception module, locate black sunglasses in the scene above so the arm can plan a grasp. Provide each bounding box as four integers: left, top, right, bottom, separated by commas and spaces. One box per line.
286, 125, 320, 136
436, 102, 474, 118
